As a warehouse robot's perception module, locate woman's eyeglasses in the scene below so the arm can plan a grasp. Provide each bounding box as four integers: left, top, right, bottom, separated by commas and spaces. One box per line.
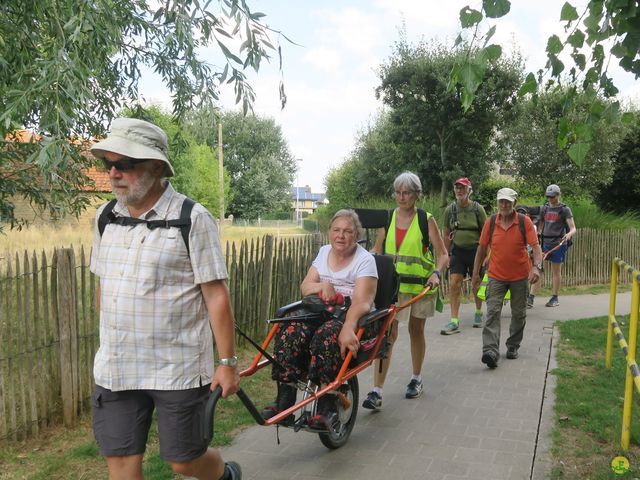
102, 158, 150, 172
394, 190, 415, 198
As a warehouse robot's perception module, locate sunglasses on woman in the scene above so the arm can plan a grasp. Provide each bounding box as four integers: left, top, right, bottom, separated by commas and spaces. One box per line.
101, 158, 150, 172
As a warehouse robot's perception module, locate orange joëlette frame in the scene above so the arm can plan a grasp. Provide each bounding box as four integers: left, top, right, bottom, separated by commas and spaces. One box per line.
239, 284, 434, 427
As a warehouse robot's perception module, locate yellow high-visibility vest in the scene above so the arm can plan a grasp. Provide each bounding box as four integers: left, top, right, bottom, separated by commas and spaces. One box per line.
385, 209, 436, 295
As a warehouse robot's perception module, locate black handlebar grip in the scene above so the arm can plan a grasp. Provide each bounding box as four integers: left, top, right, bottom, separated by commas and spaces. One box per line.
203, 385, 223, 443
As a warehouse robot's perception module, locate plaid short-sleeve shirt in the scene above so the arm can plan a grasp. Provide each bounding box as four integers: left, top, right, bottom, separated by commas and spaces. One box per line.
90, 183, 227, 391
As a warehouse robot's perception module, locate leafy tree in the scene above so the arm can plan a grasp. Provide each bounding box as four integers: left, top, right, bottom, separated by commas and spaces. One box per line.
324, 158, 366, 207
211, 111, 296, 219
376, 38, 523, 207
453, 0, 639, 164
504, 90, 623, 198
0, 0, 281, 229
594, 111, 640, 213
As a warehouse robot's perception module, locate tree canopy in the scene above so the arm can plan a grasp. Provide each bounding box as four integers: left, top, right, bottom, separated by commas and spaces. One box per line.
453, 0, 639, 165
209, 111, 296, 220
594, 111, 640, 213
0, 0, 281, 228
502, 90, 623, 197
375, 38, 523, 206
325, 39, 523, 208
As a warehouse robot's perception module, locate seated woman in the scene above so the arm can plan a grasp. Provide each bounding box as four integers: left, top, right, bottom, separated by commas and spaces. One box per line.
262, 209, 378, 428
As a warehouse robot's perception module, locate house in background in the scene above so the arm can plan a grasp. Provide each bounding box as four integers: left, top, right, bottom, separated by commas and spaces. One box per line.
291, 186, 328, 220
2, 130, 110, 227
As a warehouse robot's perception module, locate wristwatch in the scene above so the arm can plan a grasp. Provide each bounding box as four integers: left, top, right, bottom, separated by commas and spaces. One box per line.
534, 262, 543, 271
219, 356, 238, 367
432, 270, 441, 279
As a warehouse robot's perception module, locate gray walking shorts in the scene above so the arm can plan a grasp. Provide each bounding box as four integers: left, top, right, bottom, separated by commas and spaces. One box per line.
92, 384, 211, 462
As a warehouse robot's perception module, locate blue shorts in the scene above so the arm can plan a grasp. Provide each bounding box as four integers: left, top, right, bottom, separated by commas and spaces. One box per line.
543, 242, 568, 264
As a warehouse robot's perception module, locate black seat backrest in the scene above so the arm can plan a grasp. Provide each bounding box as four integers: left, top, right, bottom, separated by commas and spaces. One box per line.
352, 208, 390, 250
373, 254, 398, 309
352, 208, 389, 229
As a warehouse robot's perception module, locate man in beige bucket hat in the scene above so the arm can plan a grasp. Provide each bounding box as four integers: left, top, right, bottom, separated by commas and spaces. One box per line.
89, 118, 242, 480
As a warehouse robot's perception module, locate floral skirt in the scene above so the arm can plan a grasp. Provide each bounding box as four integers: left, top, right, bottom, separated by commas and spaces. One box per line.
271, 315, 377, 385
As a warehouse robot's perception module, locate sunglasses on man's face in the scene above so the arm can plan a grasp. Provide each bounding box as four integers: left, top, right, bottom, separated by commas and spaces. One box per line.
101, 158, 150, 172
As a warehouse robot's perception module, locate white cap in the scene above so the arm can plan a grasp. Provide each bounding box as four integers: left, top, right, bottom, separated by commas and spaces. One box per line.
497, 187, 517, 202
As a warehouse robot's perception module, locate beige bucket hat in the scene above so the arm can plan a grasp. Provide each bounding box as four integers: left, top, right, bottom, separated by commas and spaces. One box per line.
91, 118, 175, 177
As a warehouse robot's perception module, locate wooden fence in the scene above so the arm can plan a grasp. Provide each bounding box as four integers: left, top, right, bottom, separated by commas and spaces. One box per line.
0, 228, 638, 442
0, 233, 322, 442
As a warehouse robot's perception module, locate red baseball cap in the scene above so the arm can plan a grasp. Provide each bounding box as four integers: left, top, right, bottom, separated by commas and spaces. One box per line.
454, 177, 472, 187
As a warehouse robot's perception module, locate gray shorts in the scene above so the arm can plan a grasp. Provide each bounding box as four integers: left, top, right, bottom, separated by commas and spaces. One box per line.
92, 384, 210, 462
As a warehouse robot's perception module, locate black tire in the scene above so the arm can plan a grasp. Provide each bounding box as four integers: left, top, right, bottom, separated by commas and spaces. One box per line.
318, 376, 359, 449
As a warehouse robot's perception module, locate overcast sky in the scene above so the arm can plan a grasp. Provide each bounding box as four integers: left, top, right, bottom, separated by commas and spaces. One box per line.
141, 1, 639, 193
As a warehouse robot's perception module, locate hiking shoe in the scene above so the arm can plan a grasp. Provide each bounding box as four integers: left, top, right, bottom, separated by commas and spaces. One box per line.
362, 391, 382, 410
224, 461, 242, 480
473, 313, 483, 328
405, 379, 423, 399
506, 346, 519, 359
527, 294, 534, 309
481, 351, 498, 369
545, 295, 559, 307
261, 382, 296, 425
440, 321, 460, 335
308, 395, 338, 431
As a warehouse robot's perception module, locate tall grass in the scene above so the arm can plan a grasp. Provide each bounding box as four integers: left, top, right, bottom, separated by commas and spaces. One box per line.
0, 221, 306, 262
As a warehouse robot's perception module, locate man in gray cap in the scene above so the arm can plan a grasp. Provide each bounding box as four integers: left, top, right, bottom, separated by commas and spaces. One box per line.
528, 184, 577, 308
89, 118, 242, 480
472, 188, 542, 368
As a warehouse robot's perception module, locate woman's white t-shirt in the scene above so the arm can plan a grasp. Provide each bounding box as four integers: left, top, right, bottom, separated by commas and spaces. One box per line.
312, 244, 378, 297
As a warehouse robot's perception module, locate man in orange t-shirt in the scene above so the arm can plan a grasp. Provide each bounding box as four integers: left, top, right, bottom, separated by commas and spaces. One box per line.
471, 188, 542, 368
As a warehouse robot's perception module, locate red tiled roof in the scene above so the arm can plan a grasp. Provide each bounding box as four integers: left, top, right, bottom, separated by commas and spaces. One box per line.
85, 167, 111, 192
6, 129, 111, 193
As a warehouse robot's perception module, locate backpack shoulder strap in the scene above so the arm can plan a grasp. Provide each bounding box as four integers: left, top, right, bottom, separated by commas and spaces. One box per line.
98, 197, 195, 255
384, 208, 394, 239
417, 208, 430, 250
473, 201, 483, 232
488, 214, 497, 246
517, 213, 527, 246
449, 201, 457, 230
178, 197, 195, 255
98, 199, 118, 237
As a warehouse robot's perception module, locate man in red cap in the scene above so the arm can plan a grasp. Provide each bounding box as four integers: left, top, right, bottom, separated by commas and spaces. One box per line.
441, 177, 487, 334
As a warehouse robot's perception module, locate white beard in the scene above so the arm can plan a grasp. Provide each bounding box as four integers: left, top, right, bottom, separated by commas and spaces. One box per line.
111, 167, 158, 207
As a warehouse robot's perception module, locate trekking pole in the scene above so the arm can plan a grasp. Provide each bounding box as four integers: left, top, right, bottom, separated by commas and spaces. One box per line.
395, 284, 433, 312
542, 238, 566, 261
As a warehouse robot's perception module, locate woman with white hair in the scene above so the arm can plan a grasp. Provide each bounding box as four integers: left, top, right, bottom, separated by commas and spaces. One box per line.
363, 172, 449, 410
262, 209, 378, 429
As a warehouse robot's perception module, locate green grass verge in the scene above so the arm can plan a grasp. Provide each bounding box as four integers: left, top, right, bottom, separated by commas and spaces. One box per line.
552, 315, 640, 479
0, 350, 273, 480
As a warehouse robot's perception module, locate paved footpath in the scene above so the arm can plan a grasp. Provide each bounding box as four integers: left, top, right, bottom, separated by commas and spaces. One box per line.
218, 292, 633, 480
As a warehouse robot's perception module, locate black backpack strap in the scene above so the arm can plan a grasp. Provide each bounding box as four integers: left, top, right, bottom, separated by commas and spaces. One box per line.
474, 201, 483, 232
450, 201, 457, 230
384, 208, 394, 242
517, 213, 527, 246
98, 197, 195, 255
98, 199, 118, 237
488, 214, 497, 246
416, 208, 430, 251
178, 197, 195, 255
